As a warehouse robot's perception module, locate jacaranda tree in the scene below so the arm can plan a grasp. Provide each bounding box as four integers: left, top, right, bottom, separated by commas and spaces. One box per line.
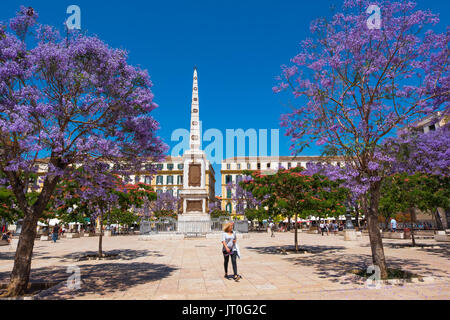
0, 7, 166, 296
54, 166, 157, 257
275, 0, 449, 278
228, 180, 261, 218
384, 122, 450, 177
151, 191, 180, 219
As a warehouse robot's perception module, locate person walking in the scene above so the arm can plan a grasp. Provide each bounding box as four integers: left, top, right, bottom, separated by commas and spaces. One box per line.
333, 222, 338, 235
222, 222, 241, 281
269, 221, 275, 238
52, 224, 59, 243
319, 221, 325, 236
390, 218, 397, 232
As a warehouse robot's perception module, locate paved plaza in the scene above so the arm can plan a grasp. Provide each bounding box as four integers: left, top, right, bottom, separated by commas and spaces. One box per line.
0, 232, 449, 300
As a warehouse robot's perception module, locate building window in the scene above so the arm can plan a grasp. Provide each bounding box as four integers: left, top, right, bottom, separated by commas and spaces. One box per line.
177, 175, 183, 185
225, 175, 232, 184
167, 163, 174, 170
134, 176, 140, 184
156, 164, 163, 170
227, 188, 232, 199
237, 164, 241, 170
145, 176, 152, 184
156, 176, 163, 185
288, 162, 291, 169
166, 189, 173, 196
178, 163, 184, 169
297, 162, 301, 168
236, 175, 243, 183
429, 124, 436, 131
177, 189, 181, 197
227, 163, 231, 170
257, 163, 261, 170
156, 189, 162, 196
167, 176, 173, 185
144, 164, 152, 171
226, 203, 232, 213
267, 163, 270, 168
247, 163, 251, 169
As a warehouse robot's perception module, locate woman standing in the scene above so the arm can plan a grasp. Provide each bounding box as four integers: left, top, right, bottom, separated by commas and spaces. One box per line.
222, 222, 241, 281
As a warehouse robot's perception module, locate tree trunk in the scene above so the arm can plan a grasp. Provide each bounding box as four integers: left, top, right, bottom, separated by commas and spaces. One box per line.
98, 214, 103, 258
294, 212, 298, 252
433, 209, 444, 230
287, 216, 291, 231
409, 208, 416, 247
366, 183, 388, 279
354, 202, 360, 228
3, 210, 39, 297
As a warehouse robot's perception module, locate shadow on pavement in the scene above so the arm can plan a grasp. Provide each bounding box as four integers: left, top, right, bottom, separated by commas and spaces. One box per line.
58, 249, 163, 261
0, 249, 165, 262
0, 261, 177, 299
245, 244, 346, 255
285, 253, 448, 285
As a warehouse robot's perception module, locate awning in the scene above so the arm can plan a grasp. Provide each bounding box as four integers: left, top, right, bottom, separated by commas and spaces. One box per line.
282, 218, 309, 223
48, 219, 60, 226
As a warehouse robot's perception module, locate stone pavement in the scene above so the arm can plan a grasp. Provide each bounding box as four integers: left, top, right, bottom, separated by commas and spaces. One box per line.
0, 232, 448, 300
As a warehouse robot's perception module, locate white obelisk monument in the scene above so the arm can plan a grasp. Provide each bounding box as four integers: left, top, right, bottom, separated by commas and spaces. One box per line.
177, 68, 211, 233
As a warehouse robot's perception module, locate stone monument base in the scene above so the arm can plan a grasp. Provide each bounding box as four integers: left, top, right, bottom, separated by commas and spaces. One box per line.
177, 213, 211, 234
344, 229, 357, 241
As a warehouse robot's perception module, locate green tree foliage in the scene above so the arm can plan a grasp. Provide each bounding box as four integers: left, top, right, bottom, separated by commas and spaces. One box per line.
241, 167, 348, 251
380, 173, 450, 245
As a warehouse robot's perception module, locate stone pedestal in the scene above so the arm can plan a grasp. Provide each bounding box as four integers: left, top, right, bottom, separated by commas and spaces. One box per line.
344, 229, 357, 241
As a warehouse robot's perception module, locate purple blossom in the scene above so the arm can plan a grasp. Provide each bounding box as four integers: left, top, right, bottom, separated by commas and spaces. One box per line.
276, 0, 448, 200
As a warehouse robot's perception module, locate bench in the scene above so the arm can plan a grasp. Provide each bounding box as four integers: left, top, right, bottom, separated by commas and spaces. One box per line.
381, 231, 406, 239
65, 233, 80, 239
435, 230, 450, 242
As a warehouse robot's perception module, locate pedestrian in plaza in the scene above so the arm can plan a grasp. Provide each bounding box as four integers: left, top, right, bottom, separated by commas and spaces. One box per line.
319, 221, 325, 236
390, 218, 397, 232
222, 222, 241, 281
52, 224, 59, 243
333, 222, 338, 235
269, 221, 275, 238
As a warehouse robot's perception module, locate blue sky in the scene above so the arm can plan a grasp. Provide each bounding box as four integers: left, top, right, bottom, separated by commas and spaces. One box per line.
1, 0, 449, 195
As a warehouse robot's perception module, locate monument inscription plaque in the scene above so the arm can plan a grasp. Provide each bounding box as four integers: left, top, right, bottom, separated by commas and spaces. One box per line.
188, 164, 201, 187
186, 200, 203, 212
